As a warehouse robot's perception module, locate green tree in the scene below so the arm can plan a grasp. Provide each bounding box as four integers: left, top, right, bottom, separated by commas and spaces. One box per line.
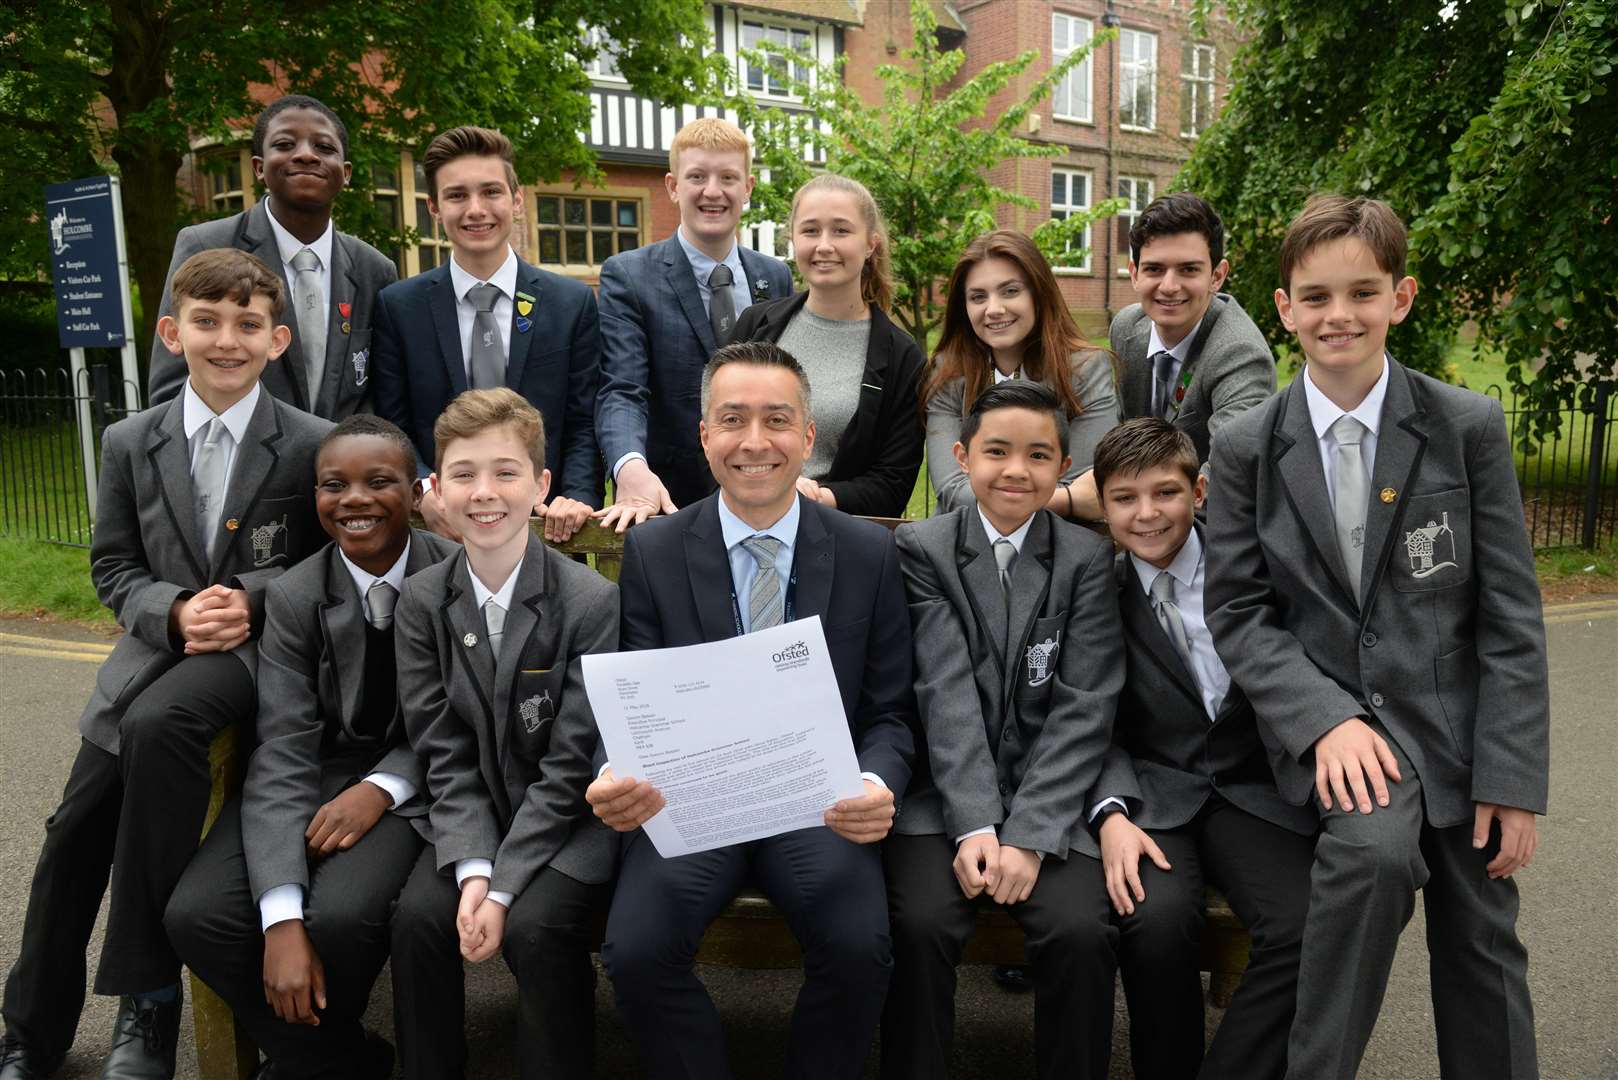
732, 0, 1121, 348
1, 0, 721, 375
1180, 0, 1616, 409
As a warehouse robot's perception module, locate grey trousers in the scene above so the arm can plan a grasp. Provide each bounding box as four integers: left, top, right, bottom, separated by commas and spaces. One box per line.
1286, 725, 1538, 1080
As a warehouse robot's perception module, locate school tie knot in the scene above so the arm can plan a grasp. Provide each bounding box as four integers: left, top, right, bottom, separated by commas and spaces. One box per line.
992, 537, 1017, 593
366, 580, 397, 631
289, 248, 327, 406
1150, 570, 1196, 680
193, 418, 230, 562
483, 598, 506, 650
468, 282, 501, 313
707, 263, 737, 346
740, 535, 784, 630
1151, 350, 1178, 417
1330, 414, 1366, 448
1329, 415, 1370, 598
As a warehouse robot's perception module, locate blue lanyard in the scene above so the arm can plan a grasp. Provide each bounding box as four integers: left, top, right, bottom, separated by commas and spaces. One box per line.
730, 563, 798, 636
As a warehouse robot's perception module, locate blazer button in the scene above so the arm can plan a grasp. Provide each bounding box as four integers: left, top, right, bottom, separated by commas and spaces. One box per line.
1370, 692, 1386, 708
1003, 728, 1015, 742
1361, 631, 1379, 648
998, 781, 1010, 796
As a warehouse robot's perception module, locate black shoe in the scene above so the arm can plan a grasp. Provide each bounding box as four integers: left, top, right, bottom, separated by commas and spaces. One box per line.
248, 1030, 393, 1080
98, 994, 181, 1079
2, 1036, 61, 1080
991, 964, 1035, 994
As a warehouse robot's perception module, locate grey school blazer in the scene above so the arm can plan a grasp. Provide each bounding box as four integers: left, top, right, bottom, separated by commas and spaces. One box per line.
1205, 359, 1550, 828
147, 200, 399, 419
1112, 293, 1276, 464
396, 533, 619, 898
241, 529, 456, 903
83, 390, 330, 755
892, 507, 1124, 859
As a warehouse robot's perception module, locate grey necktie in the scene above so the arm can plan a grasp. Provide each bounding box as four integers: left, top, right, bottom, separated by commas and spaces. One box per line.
193, 418, 229, 562
483, 598, 506, 660
290, 248, 326, 407
993, 537, 1017, 594
467, 282, 506, 389
1150, 571, 1196, 681
1151, 349, 1177, 418
367, 580, 397, 631
741, 536, 784, 630
707, 263, 737, 347
1330, 415, 1370, 598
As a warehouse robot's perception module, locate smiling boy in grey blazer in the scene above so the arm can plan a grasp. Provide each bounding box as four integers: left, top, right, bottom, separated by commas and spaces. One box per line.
882, 381, 1124, 1080
389, 389, 618, 1080
166, 415, 455, 1080
1, 249, 329, 1080
1205, 195, 1549, 1080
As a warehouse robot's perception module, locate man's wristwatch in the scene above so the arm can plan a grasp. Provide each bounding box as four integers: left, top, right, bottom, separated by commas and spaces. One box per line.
1091, 803, 1127, 834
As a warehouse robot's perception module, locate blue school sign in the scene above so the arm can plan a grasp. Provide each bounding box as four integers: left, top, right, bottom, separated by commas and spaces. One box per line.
45, 176, 130, 348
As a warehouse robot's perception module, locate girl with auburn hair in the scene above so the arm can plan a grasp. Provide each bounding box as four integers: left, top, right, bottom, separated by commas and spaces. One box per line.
730, 173, 925, 518
923, 229, 1121, 516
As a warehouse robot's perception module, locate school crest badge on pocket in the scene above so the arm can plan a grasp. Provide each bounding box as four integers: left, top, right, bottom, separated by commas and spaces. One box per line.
351, 348, 369, 387
250, 514, 289, 567
1024, 633, 1061, 688
1403, 512, 1458, 579
518, 690, 556, 734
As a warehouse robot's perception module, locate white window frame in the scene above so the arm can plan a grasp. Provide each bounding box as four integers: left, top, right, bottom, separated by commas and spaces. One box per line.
1116, 176, 1154, 275
1050, 167, 1094, 274
1181, 42, 1216, 137
585, 27, 625, 83
1051, 13, 1094, 124
739, 18, 815, 101
1119, 29, 1158, 132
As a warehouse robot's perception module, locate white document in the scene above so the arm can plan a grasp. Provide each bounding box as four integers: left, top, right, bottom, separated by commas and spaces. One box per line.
583, 616, 866, 858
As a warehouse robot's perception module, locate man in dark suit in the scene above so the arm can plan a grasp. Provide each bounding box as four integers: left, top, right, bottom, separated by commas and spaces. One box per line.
593, 118, 793, 528
1, 250, 329, 1080
148, 95, 399, 420
586, 341, 916, 1080
165, 416, 454, 1079
1090, 418, 1315, 1080
371, 125, 601, 543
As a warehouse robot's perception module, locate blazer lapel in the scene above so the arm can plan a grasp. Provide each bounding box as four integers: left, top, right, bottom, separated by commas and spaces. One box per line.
792, 497, 835, 626
956, 512, 1009, 682
1272, 376, 1356, 604
1359, 360, 1428, 615
147, 398, 207, 581
1002, 513, 1054, 711
683, 496, 740, 642
663, 238, 718, 356
243, 203, 310, 412
1123, 316, 1154, 416
317, 234, 359, 413
442, 554, 496, 720
319, 548, 367, 739
505, 261, 542, 390
737, 246, 780, 307
211, 392, 282, 578
1116, 557, 1202, 707
427, 266, 469, 396
827, 305, 890, 480
1178, 297, 1225, 389
491, 536, 549, 762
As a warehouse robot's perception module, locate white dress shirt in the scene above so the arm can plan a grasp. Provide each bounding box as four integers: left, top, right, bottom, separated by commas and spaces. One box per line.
257, 539, 423, 930
264, 200, 334, 334
448, 247, 519, 383
455, 555, 526, 910
1146, 321, 1199, 416
992, 366, 1021, 384
182, 380, 259, 484
957, 509, 1038, 851
1301, 356, 1390, 504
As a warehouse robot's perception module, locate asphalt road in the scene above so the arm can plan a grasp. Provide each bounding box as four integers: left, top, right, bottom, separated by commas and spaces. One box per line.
1, 602, 1614, 1079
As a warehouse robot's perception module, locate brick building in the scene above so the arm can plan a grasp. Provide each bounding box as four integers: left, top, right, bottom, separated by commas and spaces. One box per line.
180, 0, 1232, 331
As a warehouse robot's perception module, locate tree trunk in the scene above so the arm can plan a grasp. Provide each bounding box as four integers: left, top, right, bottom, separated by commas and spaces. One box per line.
103, 0, 178, 396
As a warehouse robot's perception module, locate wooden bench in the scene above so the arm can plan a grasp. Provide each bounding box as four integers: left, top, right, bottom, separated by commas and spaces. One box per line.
188, 520, 1251, 1077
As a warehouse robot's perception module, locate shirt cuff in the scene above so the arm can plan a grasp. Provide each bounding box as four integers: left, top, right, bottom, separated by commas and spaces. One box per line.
860, 772, 887, 790
954, 826, 996, 846
455, 858, 493, 888
364, 772, 414, 809
486, 890, 515, 909
611, 452, 646, 481
1088, 796, 1129, 822
259, 884, 304, 931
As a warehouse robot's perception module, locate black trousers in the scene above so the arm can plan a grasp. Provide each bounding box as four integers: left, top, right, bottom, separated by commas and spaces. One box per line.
389, 843, 608, 1080
880, 832, 1118, 1080
164, 796, 422, 1079
1115, 798, 1314, 1080
602, 826, 892, 1080
1, 652, 251, 1060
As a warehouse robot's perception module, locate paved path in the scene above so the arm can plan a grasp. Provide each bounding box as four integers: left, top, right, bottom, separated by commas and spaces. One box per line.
0, 602, 1614, 1079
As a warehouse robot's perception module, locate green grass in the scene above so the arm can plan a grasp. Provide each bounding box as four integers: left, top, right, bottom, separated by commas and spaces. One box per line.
0, 424, 96, 546
0, 536, 114, 625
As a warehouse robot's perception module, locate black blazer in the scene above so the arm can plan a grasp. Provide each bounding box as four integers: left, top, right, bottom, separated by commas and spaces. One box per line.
1094, 537, 1316, 837
371, 257, 603, 505
617, 492, 917, 795
731, 292, 925, 518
